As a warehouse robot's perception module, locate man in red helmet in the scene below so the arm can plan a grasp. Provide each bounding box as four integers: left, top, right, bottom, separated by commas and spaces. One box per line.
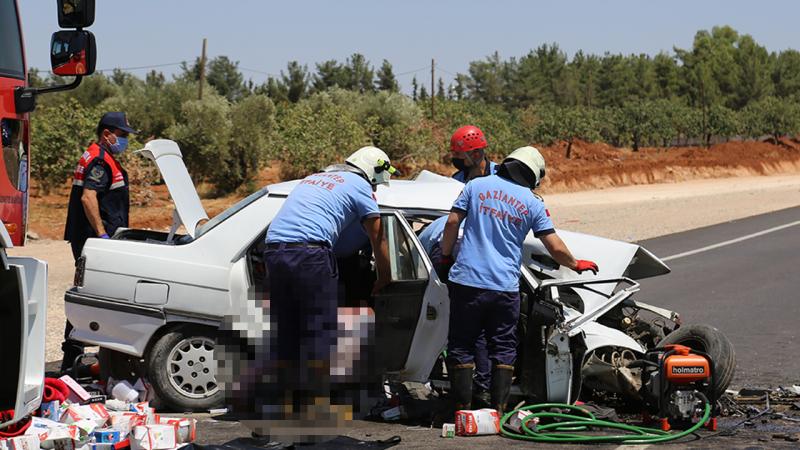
447, 125, 498, 406
450, 125, 497, 183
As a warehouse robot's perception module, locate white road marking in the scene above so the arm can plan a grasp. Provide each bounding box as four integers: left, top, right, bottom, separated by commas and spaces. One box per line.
662, 219, 800, 262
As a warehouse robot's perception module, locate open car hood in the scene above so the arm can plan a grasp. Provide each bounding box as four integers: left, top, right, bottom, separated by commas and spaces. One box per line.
267, 170, 464, 211
135, 140, 208, 238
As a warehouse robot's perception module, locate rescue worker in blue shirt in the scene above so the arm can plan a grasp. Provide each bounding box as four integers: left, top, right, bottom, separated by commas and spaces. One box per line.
450, 125, 497, 183
438, 146, 599, 414
263, 146, 396, 424
448, 124, 498, 405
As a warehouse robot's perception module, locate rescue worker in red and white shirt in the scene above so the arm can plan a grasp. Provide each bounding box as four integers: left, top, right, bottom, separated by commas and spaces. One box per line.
61, 111, 138, 373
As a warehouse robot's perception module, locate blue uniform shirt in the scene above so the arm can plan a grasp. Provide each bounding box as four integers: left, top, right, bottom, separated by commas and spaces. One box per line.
452, 160, 498, 183
418, 215, 465, 255
267, 171, 379, 246
448, 174, 554, 292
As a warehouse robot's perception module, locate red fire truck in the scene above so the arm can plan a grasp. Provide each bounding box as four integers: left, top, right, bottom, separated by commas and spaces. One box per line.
1, 0, 96, 427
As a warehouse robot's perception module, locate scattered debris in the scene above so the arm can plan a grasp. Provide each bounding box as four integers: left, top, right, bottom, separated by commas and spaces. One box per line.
0, 374, 196, 450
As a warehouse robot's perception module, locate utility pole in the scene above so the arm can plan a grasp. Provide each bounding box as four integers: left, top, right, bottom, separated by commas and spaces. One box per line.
198, 38, 207, 100
430, 58, 435, 119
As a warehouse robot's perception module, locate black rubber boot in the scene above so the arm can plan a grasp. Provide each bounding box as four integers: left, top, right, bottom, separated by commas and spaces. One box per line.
490, 364, 514, 415
473, 388, 491, 409
448, 363, 474, 410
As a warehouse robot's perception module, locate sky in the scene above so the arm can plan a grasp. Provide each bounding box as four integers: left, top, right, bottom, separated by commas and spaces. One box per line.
17, 0, 800, 93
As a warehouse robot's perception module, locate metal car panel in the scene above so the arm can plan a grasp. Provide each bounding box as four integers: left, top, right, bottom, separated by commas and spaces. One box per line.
387, 211, 450, 382
65, 293, 164, 357
1, 256, 46, 427
134, 140, 208, 237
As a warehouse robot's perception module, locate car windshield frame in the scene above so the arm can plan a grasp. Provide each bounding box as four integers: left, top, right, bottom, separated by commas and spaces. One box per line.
0, 0, 25, 80
194, 187, 268, 239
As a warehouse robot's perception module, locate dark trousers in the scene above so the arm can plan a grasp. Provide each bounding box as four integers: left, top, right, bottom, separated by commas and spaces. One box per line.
61, 239, 87, 373
430, 243, 490, 390
447, 282, 520, 368
264, 245, 339, 365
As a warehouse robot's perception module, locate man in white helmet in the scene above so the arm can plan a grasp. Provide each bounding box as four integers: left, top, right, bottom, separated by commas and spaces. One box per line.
261, 146, 396, 431
438, 146, 599, 415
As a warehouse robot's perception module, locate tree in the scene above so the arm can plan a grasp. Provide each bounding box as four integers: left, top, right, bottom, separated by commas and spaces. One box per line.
375, 59, 399, 92
165, 93, 232, 182
772, 50, 800, 100
223, 95, 277, 192
343, 53, 374, 93
733, 34, 772, 108
741, 96, 800, 141
29, 98, 97, 193
418, 84, 429, 101
312, 59, 346, 92
436, 77, 446, 100
570, 51, 601, 107
206, 56, 247, 102
466, 51, 507, 104
653, 52, 680, 100
454, 74, 467, 101
411, 76, 419, 101
111, 69, 136, 87
145, 70, 166, 88
280, 61, 309, 103
27, 68, 47, 88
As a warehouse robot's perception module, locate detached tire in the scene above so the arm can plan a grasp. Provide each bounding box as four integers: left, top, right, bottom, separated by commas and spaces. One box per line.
147, 326, 223, 412
660, 324, 736, 398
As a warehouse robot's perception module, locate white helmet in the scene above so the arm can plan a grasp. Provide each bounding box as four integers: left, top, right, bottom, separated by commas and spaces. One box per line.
503, 146, 546, 187
345, 146, 398, 186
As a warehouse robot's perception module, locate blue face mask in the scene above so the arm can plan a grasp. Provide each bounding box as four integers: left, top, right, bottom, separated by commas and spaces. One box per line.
108, 136, 128, 154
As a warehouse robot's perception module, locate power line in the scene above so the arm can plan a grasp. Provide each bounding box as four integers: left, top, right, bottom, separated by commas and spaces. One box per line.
94, 62, 185, 73
434, 64, 459, 77
394, 66, 429, 77
239, 66, 279, 77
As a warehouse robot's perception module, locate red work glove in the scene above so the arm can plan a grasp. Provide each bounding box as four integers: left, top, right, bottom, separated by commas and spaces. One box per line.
574, 260, 598, 275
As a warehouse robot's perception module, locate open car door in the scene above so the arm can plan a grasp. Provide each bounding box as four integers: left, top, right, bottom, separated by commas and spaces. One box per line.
0, 225, 47, 427
372, 211, 449, 381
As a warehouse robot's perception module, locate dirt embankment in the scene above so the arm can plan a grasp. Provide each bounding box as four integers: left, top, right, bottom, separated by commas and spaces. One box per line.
24, 139, 800, 239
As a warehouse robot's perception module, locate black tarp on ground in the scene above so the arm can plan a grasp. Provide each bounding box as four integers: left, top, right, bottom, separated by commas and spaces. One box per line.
185, 435, 401, 450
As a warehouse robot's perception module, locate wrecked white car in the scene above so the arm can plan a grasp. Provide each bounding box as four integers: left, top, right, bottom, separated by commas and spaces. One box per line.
65, 139, 734, 411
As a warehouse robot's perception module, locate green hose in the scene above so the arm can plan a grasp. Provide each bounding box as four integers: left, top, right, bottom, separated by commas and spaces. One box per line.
499, 401, 712, 444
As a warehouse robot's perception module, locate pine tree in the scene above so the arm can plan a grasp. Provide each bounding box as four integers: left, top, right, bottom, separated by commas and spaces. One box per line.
376, 59, 399, 92
419, 84, 429, 100
437, 77, 446, 99
412, 76, 419, 101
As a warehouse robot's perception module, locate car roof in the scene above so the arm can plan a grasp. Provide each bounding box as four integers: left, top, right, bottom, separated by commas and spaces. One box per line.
266, 170, 464, 211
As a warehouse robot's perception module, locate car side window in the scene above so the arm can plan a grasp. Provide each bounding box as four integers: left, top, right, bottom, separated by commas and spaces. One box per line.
382, 214, 427, 282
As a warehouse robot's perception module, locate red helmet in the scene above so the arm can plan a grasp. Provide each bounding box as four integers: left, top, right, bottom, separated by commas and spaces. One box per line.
450, 125, 487, 152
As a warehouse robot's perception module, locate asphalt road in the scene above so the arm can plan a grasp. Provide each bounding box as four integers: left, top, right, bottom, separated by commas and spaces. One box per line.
637, 206, 800, 388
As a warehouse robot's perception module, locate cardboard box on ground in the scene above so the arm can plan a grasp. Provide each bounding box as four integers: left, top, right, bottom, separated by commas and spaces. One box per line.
0, 375, 195, 450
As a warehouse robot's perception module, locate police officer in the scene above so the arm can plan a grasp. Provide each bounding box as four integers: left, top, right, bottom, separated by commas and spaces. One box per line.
263, 146, 396, 423
439, 146, 599, 414
61, 112, 137, 373
448, 124, 499, 405
449, 125, 497, 183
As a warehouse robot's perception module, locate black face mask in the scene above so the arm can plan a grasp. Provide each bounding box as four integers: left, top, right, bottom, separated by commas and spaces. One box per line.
451, 158, 468, 171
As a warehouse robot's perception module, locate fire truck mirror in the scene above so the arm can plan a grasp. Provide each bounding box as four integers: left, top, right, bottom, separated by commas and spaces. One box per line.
50, 30, 96, 77
57, 0, 95, 29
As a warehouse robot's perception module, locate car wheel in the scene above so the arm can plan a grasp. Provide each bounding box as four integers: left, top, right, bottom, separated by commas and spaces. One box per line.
147, 327, 223, 411
660, 323, 736, 399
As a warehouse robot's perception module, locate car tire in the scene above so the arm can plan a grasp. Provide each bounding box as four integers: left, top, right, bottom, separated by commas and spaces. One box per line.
147, 326, 223, 412
660, 323, 736, 399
